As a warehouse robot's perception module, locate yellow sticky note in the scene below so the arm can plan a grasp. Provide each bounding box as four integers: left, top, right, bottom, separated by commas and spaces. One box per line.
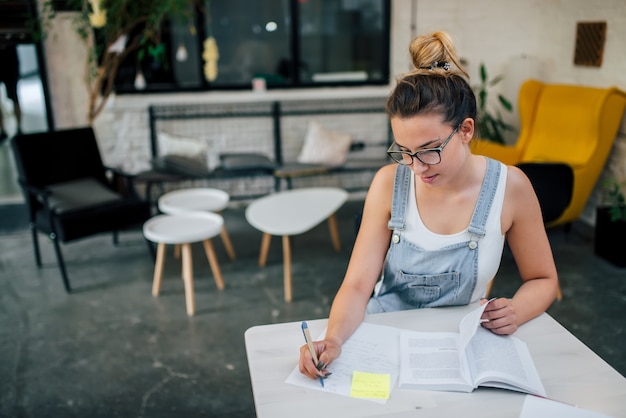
350, 371, 390, 399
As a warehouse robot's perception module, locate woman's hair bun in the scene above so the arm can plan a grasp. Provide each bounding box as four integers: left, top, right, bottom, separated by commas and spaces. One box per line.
408, 31, 468, 79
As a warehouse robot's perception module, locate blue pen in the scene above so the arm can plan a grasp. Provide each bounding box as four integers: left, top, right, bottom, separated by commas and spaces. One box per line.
301, 321, 324, 388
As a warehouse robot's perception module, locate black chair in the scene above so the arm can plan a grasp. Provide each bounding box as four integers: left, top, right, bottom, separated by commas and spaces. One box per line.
11, 127, 152, 293
516, 162, 574, 226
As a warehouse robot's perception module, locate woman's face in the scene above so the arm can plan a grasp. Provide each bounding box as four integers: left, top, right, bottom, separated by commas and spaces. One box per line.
390, 113, 465, 185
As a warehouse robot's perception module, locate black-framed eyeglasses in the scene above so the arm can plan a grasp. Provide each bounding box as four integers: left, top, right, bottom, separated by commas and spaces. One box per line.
387, 124, 461, 166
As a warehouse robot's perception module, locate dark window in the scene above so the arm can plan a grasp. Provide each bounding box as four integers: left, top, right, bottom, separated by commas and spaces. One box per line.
114, 0, 390, 93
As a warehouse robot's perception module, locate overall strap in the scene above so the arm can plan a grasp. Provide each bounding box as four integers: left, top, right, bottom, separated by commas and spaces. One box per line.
388, 164, 411, 231
467, 157, 501, 238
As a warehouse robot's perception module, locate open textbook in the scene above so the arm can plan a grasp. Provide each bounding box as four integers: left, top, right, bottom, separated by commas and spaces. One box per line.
398, 303, 546, 396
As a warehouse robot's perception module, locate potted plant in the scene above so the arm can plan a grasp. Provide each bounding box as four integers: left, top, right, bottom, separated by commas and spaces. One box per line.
472, 63, 515, 144
594, 178, 626, 267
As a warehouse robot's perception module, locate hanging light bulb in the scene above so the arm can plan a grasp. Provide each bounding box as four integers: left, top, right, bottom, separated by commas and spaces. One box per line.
176, 43, 188, 62
134, 69, 146, 90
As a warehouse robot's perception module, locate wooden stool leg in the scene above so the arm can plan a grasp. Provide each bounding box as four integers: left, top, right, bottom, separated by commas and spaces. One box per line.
220, 226, 236, 261
259, 233, 271, 267
174, 243, 181, 259
152, 243, 166, 297
328, 213, 341, 252
282, 235, 292, 302
203, 239, 225, 290
181, 243, 195, 316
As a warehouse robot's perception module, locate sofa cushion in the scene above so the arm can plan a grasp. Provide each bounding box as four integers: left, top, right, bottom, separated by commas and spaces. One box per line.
219, 153, 276, 172
47, 178, 124, 214
151, 155, 211, 177
297, 120, 353, 167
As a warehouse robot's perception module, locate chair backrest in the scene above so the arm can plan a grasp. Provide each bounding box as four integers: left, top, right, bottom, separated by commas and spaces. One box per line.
11, 127, 108, 189
511, 79, 545, 156
519, 81, 622, 167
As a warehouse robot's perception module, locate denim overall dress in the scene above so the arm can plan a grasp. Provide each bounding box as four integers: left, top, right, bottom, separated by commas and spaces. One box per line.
367, 158, 501, 313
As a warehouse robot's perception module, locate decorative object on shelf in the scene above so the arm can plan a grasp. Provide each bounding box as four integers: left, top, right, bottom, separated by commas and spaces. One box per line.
202, 36, 219, 81
87, 0, 106, 28
472, 63, 515, 144
594, 178, 626, 267
137, 40, 169, 84
202, 1, 218, 82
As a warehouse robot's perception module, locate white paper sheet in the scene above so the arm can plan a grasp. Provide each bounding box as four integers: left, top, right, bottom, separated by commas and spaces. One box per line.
519, 395, 614, 418
285, 322, 400, 404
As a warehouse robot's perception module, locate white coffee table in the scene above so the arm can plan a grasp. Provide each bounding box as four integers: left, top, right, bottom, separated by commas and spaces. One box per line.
158, 188, 236, 261
245, 187, 349, 302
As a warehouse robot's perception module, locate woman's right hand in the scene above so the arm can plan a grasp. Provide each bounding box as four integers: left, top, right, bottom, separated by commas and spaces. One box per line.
298, 339, 342, 380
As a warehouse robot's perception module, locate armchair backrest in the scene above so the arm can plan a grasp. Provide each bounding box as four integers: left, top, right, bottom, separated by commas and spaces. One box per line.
11, 127, 108, 189
512, 79, 544, 156
519, 81, 624, 168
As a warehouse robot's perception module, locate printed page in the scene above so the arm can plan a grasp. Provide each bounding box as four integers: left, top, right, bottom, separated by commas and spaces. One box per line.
285, 322, 400, 404
466, 327, 546, 396
398, 330, 472, 392
458, 301, 490, 353
455, 302, 488, 379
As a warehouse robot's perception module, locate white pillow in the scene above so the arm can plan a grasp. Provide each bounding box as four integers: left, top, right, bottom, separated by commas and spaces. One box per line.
297, 120, 353, 166
158, 131, 207, 158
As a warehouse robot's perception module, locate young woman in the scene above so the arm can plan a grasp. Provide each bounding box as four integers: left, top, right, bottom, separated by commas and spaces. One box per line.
299, 31, 559, 381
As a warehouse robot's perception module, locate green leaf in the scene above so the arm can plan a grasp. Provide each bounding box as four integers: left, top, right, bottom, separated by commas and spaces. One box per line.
601, 179, 626, 221
489, 74, 504, 87
148, 43, 165, 58
480, 64, 487, 83
498, 95, 513, 111
478, 90, 487, 109
609, 206, 624, 222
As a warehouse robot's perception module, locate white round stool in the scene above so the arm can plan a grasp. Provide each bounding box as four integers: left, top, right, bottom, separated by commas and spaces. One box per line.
158, 188, 236, 261
143, 212, 225, 316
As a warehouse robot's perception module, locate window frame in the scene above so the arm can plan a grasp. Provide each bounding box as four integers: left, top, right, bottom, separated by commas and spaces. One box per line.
112, 0, 391, 94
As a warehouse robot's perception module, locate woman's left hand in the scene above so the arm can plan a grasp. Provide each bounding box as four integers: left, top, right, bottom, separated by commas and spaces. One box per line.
480, 297, 518, 335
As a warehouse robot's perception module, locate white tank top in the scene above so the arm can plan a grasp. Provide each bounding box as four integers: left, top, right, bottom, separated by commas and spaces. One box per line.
403, 163, 507, 302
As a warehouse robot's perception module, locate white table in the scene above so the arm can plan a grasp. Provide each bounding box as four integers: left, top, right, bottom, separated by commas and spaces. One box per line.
245, 187, 349, 302
244, 306, 626, 418
158, 188, 236, 261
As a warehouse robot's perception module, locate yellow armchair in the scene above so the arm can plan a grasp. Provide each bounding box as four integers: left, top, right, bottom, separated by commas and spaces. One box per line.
471, 79, 626, 228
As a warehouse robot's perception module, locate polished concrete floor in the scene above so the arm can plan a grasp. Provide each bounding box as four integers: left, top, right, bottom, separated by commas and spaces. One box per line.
1, 194, 625, 418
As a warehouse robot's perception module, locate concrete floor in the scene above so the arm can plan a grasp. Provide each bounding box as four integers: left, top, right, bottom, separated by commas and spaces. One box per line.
1, 196, 625, 418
